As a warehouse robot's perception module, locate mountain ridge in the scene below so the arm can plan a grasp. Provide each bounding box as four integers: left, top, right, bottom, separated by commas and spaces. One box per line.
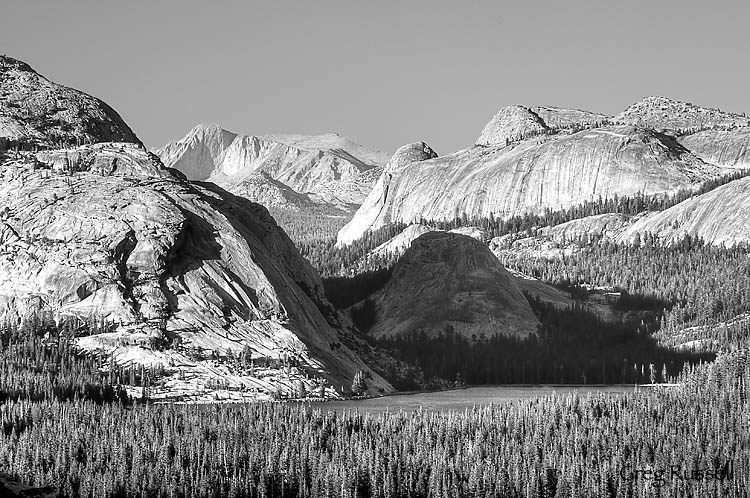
337, 97, 748, 246
155, 123, 389, 211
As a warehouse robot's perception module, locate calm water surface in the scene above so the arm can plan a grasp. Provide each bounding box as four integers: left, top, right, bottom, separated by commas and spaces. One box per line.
306, 385, 640, 415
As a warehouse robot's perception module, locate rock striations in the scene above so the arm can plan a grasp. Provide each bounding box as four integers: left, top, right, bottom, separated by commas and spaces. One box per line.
679, 128, 750, 169
0, 57, 390, 400
0, 56, 140, 148
156, 124, 389, 212
613, 176, 750, 248
354, 232, 539, 340
337, 142, 437, 245
337, 98, 743, 246
338, 124, 722, 245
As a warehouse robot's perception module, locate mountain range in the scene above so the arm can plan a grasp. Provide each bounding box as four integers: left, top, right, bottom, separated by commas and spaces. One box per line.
337, 99, 750, 246
2, 53, 749, 400
155, 124, 388, 214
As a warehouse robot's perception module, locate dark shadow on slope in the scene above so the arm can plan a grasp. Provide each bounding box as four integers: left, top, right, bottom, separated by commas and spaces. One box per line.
327, 270, 716, 388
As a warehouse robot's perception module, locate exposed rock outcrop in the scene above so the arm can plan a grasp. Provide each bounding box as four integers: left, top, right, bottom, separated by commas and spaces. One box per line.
0, 57, 390, 399
354, 232, 539, 340
337, 142, 437, 245
0, 56, 140, 148
529, 106, 610, 131
615, 96, 750, 134
476, 105, 611, 146
229, 171, 322, 212
476, 105, 549, 146
338, 124, 723, 245
613, 176, 750, 248
0, 144, 390, 398
679, 128, 750, 169
156, 124, 388, 211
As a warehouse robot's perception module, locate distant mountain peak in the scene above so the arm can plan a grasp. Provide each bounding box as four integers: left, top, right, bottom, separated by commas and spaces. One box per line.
156, 124, 389, 209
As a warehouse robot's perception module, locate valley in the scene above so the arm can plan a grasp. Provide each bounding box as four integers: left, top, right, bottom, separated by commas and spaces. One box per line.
1, 49, 749, 498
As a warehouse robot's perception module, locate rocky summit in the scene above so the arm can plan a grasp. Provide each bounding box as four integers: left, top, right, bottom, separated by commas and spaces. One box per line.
353, 231, 539, 340
615, 96, 750, 135
0, 58, 390, 400
156, 124, 389, 213
476, 105, 610, 146
0, 56, 140, 148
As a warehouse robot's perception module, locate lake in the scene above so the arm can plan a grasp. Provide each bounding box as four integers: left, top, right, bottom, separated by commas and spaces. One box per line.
306, 385, 642, 415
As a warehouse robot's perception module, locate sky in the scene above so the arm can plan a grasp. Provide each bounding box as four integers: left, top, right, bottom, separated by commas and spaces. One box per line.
2, 1, 748, 155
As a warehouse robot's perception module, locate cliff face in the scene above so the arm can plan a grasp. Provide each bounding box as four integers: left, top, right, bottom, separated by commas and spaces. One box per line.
338, 124, 722, 245
613, 176, 750, 248
337, 142, 437, 245
0, 57, 390, 400
0, 56, 140, 148
156, 124, 388, 211
356, 232, 539, 340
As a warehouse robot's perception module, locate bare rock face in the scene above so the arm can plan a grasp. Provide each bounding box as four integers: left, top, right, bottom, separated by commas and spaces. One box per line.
229, 171, 322, 212
338, 125, 723, 245
679, 128, 750, 169
337, 142, 437, 245
613, 176, 750, 248
384, 141, 438, 171
0, 144, 390, 398
615, 96, 750, 134
0, 56, 140, 148
156, 124, 388, 211
476, 105, 611, 146
476, 105, 549, 146
529, 106, 610, 131
0, 57, 390, 399
356, 232, 539, 340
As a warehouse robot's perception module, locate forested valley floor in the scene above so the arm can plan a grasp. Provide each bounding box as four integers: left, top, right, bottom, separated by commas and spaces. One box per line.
1, 324, 748, 497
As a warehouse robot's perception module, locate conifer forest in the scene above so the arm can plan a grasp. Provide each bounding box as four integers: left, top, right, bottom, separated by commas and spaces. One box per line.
3, 5, 750, 495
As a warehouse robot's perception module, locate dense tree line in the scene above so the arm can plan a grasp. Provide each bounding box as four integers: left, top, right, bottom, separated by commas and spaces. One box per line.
656, 311, 750, 353
376, 296, 713, 388
299, 223, 407, 277
267, 208, 349, 248
0, 342, 747, 497
499, 240, 750, 327
0, 320, 132, 406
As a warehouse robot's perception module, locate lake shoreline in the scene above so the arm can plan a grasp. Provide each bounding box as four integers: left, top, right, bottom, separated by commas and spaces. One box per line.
307, 384, 658, 414
356, 382, 659, 402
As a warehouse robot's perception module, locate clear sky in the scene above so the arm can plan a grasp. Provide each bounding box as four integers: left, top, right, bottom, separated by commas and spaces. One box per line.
2, 1, 748, 155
